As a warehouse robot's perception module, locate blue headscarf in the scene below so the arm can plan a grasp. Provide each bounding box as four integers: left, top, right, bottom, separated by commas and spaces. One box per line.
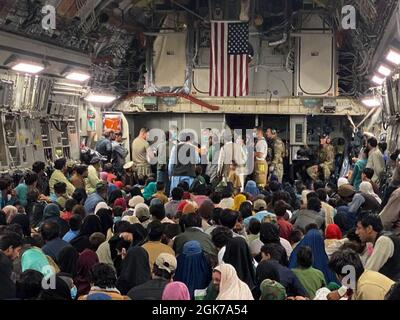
288, 229, 338, 284
174, 241, 212, 299
244, 180, 260, 196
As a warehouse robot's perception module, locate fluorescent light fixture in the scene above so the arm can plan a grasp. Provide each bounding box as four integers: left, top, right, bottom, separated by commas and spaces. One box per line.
65, 71, 90, 82
386, 49, 400, 65
372, 74, 385, 85
85, 93, 117, 104
11, 62, 44, 74
361, 96, 381, 108
377, 64, 392, 77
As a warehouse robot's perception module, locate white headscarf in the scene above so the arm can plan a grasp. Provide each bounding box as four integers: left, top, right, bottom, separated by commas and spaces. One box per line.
214, 264, 254, 300
337, 177, 349, 188
94, 202, 111, 215
359, 181, 382, 204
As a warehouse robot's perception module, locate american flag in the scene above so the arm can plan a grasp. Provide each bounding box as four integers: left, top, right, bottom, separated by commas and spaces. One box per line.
209, 21, 249, 97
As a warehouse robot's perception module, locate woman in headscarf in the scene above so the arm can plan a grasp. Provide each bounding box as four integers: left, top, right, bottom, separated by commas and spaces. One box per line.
162, 282, 191, 300
94, 202, 110, 215
244, 180, 260, 198
21, 247, 52, 276
130, 186, 143, 198
174, 241, 212, 299
113, 198, 127, 211
213, 264, 254, 300
42, 203, 69, 237
324, 224, 346, 259
108, 190, 123, 207
74, 249, 99, 297
253, 260, 281, 299
95, 208, 114, 238
223, 237, 256, 290
143, 182, 157, 201
10, 214, 31, 237
70, 215, 102, 253
288, 229, 337, 284
359, 181, 382, 205
58, 246, 79, 278
0, 251, 16, 299
116, 246, 151, 295
3, 205, 18, 224
232, 194, 247, 211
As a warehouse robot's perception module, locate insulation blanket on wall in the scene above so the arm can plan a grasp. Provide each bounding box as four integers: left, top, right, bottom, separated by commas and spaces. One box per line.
153, 32, 187, 87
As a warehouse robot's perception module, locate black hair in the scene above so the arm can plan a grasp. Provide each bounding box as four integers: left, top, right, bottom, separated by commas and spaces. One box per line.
239, 201, 253, 219
96, 182, 108, 194
16, 270, 44, 299
313, 180, 325, 191
40, 220, 60, 241
329, 249, 364, 281
72, 188, 87, 205
177, 181, 189, 192
71, 205, 86, 219
27, 190, 40, 203
211, 207, 223, 225
221, 184, 234, 199
193, 183, 207, 196
357, 214, 383, 233
76, 165, 88, 176
112, 206, 124, 218
0, 177, 12, 190
261, 243, 285, 261
65, 199, 78, 212
150, 203, 166, 221
182, 212, 202, 228
113, 221, 131, 234
307, 197, 322, 212
147, 220, 164, 241
25, 172, 38, 186
367, 137, 378, 148
211, 226, 233, 249
362, 168, 374, 180
162, 223, 181, 240
219, 209, 239, 229
306, 192, 319, 202
274, 200, 288, 217
272, 191, 289, 205
0, 210, 6, 226
153, 264, 174, 280
289, 228, 303, 244
89, 232, 106, 251
136, 175, 146, 186
54, 182, 67, 195
345, 228, 362, 243
210, 192, 222, 205
171, 187, 184, 201
156, 181, 165, 191
103, 163, 113, 173
90, 263, 117, 288
69, 214, 82, 232
0, 231, 23, 250
305, 223, 319, 233
269, 181, 281, 192
248, 219, 261, 235
32, 161, 46, 173
260, 222, 280, 244
315, 188, 327, 202
296, 246, 313, 268
54, 158, 67, 171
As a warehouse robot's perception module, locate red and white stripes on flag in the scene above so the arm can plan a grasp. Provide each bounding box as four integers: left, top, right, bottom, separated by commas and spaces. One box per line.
209, 21, 249, 97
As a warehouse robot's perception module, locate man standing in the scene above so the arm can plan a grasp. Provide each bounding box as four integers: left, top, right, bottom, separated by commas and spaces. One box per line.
254, 127, 268, 188
112, 131, 128, 176
319, 134, 334, 182
266, 128, 285, 183
132, 128, 152, 178
96, 129, 114, 162
366, 137, 385, 186
169, 132, 199, 192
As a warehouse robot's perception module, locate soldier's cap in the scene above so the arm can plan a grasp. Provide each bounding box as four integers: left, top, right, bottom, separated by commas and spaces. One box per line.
338, 184, 356, 198
123, 161, 134, 170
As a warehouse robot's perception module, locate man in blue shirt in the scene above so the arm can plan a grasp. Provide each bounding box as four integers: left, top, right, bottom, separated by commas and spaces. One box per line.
84, 182, 108, 215
41, 220, 71, 263
62, 214, 82, 243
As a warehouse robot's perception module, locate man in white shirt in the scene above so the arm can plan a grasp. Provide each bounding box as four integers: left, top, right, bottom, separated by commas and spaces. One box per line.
254, 127, 268, 188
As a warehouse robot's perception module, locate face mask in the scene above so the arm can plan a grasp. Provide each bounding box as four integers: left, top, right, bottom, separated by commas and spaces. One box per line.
71, 286, 77, 299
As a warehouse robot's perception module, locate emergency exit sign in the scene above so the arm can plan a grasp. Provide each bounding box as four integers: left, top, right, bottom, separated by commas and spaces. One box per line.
302, 98, 322, 108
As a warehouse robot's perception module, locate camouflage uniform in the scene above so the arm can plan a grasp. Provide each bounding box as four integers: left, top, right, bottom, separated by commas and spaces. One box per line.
271, 137, 285, 183
319, 144, 334, 181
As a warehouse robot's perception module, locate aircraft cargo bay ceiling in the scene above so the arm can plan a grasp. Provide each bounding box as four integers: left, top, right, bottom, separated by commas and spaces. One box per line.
0, 0, 397, 97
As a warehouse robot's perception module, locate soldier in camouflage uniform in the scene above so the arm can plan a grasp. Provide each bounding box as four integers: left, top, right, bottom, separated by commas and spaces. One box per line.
319, 134, 334, 182
266, 128, 285, 183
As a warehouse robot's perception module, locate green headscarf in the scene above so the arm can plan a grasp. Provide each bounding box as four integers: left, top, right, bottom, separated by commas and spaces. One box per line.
260, 279, 286, 300
143, 182, 157, 200
21, 248, 53, 277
